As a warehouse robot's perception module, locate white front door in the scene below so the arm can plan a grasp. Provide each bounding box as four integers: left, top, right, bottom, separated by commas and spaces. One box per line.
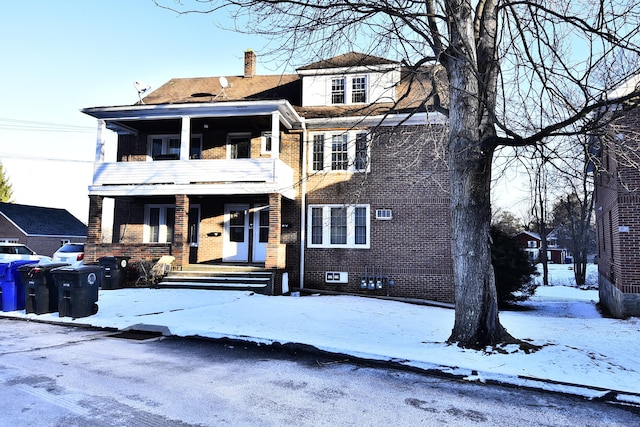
223, 204, 249, 262
252, 207, 269, 262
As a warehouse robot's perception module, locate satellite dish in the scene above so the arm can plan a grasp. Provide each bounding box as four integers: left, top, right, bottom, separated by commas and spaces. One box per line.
214, 76, 229, 99
133, 80, 151, 103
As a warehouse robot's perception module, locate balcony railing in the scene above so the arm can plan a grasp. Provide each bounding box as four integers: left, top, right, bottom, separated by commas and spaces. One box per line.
90, 158, 296, 199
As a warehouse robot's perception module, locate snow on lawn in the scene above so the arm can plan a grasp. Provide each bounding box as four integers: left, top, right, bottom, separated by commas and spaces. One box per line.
3, 262, 640, 403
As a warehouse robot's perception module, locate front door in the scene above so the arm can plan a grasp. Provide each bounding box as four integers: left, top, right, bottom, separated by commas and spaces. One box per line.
252, 207, 269, 262
223, 204, 249, 262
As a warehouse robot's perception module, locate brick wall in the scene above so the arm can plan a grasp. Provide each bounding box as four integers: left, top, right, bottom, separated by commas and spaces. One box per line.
303, 124, 454, 303
596, 106, 640, 317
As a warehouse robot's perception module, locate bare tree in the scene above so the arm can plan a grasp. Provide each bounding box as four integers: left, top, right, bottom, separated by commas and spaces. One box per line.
154, 0, 640, 349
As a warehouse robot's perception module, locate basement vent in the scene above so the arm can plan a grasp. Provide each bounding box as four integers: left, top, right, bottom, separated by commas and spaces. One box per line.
375, 209, 393, 220
325, 272, 348, 284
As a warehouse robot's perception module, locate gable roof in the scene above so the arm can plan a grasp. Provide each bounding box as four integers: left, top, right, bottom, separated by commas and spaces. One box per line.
139, 52, 445, 120
0, 202, 87, 237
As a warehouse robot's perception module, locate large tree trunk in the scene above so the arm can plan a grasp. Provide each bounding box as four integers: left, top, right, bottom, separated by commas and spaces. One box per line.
447, 129, 513, 348
444, 0, 514, 349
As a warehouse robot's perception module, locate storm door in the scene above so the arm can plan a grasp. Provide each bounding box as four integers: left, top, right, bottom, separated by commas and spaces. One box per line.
223, 204, 249, 262
252, 207, 269, 262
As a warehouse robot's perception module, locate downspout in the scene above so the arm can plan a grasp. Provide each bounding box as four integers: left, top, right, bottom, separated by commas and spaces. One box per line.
299, 120, 307, 289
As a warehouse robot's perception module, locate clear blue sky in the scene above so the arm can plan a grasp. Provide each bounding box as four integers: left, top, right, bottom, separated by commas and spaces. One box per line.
0, 0, 270, 223
0, 0, 533, 224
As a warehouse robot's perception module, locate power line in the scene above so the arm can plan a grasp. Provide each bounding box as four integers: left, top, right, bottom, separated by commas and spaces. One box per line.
0, 152, 93, 164
0, 117, 95, 133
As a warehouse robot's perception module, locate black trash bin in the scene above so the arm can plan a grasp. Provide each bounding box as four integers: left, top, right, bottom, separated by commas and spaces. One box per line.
97, 256, 130, 290
52, 265, 103, 318
19, 263, 69, 314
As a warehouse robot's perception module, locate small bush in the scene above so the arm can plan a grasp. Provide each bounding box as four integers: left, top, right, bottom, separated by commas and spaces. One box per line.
491, 226, 539, 307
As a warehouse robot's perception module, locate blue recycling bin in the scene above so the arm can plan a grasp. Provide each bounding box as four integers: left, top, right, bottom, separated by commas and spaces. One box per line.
0, 260, 38, 311
52, 265, 102, 318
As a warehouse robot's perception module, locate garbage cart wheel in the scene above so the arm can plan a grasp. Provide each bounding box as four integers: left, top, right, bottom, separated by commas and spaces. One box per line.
92, 303, 99, 315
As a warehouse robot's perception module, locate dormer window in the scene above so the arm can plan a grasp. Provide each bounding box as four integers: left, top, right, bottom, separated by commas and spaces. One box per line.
331, 78, 345, 104
352, 76, 367, 103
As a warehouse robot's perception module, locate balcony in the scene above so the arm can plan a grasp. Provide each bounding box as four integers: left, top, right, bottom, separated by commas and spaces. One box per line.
90, 158, 296, 199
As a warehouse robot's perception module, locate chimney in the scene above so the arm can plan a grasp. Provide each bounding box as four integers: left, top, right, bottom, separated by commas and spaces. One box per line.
244, 49, 256, 78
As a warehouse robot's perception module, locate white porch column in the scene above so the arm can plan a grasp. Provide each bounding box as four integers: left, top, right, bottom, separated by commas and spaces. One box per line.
95, 119, 107, 163
270, 111, 280, 159
180, 116, 191, 161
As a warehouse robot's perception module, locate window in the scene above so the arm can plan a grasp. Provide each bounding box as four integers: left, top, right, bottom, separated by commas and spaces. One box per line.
149, 135, 180, 160
261, 132, 275, 154
227, 133, 251, 159
331, 78, 345, 104
190, 136, 203, 159
312, 135, 325, 171
352, 76, 367, 103
144, 205, 175, 243
148, 134, 202, 160
527, 241, 537, 248
307, 205, 370, 248
375, 209, 392, 220
310, 131, 370, 173
355, 133, 368, 170
331, 134, 348, 170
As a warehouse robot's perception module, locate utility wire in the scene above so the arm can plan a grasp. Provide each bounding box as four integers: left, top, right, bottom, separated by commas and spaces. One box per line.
0, 152, 93, 164
0, 117, 95, 133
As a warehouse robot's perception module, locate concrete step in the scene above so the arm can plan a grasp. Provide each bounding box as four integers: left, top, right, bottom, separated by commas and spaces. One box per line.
156, 266, 274, 295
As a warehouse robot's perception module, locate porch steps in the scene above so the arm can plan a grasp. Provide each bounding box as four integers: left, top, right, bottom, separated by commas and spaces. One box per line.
156, 265, 274, 295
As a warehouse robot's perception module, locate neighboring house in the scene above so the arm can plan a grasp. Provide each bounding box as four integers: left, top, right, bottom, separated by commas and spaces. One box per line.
593, 75, 640, 318
513, 230, 568, 264
81, 50, 454, 302
0, 202, 87, 256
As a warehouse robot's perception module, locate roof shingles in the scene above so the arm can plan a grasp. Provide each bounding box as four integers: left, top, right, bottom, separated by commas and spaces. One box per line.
0, 203, 87, 236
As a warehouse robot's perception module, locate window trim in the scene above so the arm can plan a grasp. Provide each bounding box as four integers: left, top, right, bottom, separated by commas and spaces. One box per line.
307, 204, 370, 249
309, 131, 370, 173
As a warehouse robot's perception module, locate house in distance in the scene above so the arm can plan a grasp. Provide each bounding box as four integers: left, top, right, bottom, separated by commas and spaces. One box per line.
82, 50, 453, 302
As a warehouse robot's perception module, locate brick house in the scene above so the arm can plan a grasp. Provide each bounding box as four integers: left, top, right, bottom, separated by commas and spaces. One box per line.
0, 202, 87, 256
594, 76, 640, 318
513, 229, 568, 264
81, 51, 454, 302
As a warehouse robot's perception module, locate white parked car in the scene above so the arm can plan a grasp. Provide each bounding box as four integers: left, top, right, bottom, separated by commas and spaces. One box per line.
0, 243, 52, 263
52, 243, 85, 266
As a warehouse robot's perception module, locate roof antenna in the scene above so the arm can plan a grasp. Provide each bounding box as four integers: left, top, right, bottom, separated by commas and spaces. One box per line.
214, 76, 229, 99
133, 80, 151, 104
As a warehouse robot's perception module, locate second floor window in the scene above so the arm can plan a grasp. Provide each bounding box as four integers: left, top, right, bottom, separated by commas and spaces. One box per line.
150, 136, 180, 160
311, 131, 370, 173
148, 134, 202, 160
331, 78, 345, 104
228, 133, 251, 159
331, 134, 348, 170
312, 135, 325, 171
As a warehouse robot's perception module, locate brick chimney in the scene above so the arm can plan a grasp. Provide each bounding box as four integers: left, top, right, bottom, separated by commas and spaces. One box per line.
244, 49, 256, 78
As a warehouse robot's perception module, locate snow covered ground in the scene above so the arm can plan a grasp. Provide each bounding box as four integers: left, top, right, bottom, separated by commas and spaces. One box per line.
3, 262, 639, 405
